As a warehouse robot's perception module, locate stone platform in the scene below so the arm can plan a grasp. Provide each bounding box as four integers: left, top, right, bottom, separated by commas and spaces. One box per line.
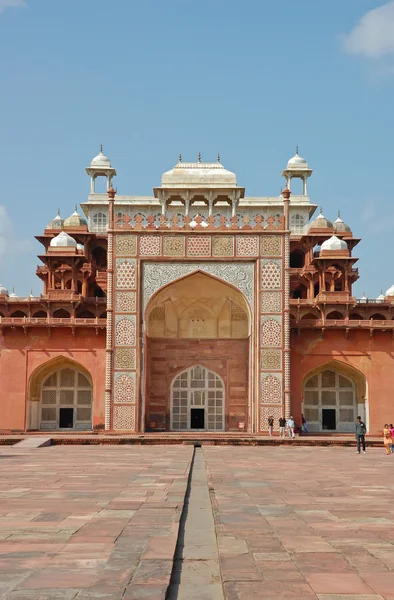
0, 432, 384, 447
0, 444, 394, 598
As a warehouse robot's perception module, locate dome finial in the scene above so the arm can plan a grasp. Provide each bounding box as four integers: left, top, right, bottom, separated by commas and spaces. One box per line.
338, 210, 341, 218
217, 153, 221, 163
100, 143, 103, 153
74, 204, 78, 212
296, 144, 299, 155
57, 208, 60, 216
198, 152, 201, 163
178, 153, 182, 163
320, 206, 323, 214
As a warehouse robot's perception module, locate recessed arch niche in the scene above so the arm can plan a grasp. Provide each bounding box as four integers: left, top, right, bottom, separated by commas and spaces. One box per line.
146, 272, 250, 339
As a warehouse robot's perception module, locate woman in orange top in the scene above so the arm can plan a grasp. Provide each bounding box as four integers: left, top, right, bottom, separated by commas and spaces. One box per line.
383, 424, 392, 455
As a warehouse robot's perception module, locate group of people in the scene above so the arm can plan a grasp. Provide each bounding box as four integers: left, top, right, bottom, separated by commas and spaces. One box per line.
383, 423, 394, 455
267, 415, 308, 438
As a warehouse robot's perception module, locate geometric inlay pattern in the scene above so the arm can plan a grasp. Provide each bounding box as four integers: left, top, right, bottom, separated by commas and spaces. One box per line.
213, 236, 234, 257
261, 259, 281, 290
115, 315, 136, 346
261, 349, 282, 370
261, 236, 282, 256
116, 258, 136, 289
114, 372, 135, 403
115, 291, 136, 313
114, 348, 136, 370
261, 317, 281, 347
261, 292, 282, 313
142, 262, 254, 309
163, 236, 185, 256
139, 235, 161, 256
261, 373, 282, 404
236, 236, 259, 257
187, 236, 211, 257
113, 404, 135, 430
260, 405, 282, 431
116, 235, 137, 256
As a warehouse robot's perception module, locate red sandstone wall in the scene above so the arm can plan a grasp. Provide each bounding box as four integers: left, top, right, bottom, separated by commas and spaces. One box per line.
291, 329, 394, 435
146, 338, 249, 431
0, 328, 106, 431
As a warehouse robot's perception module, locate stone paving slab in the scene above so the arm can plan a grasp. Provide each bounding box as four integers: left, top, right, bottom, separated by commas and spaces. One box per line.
204, 446, 394, 600
0, 445, 192, 599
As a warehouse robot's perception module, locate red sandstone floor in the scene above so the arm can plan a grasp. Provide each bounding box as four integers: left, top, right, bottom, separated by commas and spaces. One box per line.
0, 445, 394, 598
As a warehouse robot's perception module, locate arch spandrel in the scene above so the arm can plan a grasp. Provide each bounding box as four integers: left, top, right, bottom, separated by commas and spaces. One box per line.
142, 262, 254, 311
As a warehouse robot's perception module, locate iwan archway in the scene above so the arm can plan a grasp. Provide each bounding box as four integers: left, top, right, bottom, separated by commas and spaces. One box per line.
144, 271, 251, 431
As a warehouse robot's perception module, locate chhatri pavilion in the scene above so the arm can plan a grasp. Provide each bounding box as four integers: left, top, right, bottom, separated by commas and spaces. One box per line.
0, 148, 392, 436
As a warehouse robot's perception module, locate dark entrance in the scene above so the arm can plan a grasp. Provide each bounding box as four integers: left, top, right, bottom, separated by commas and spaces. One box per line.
322, 409, 336, 430
190, 408, 205, 430
59, 408, 74, 429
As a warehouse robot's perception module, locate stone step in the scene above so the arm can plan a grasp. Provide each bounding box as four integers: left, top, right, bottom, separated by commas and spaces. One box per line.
12, 437, 52, 448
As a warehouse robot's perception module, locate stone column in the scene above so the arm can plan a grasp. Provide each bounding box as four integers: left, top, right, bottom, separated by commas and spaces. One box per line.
105, 185, 116, 430
282, 187, 291, 419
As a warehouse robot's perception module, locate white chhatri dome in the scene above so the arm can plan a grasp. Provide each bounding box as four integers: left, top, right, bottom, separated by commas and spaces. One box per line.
46, 210, 64, 230
321, 235, 347, 251
333, 211, 351, 233
90, 145, 111, 168
376, 290, 385, 303
50, 231, 78, 248
287, 146, 308, 169
309, 210, 333, 230
0, 284, 9, 295
386, 285, 394, 297
63, 207, 88, 228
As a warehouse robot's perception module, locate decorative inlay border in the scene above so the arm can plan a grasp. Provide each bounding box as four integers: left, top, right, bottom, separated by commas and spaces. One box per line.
142, 262, 255, 309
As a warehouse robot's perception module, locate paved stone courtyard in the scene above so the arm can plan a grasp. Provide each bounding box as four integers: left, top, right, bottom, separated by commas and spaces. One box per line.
0, 444, 394, 599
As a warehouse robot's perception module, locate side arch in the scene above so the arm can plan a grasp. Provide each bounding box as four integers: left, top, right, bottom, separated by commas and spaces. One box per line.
302, 360, 367, 433
27, 356, 93, 431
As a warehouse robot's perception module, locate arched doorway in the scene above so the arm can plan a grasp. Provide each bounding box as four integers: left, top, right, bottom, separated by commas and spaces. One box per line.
145, 271, 250, 432
39, 366, 92, 430
171, 365, 224, 431
303, 368, 357, 432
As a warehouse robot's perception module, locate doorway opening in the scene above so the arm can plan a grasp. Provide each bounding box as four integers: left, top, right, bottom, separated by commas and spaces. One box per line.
191, 408, 205, 430
322, 408, 336, 430
59, 408, 74, 429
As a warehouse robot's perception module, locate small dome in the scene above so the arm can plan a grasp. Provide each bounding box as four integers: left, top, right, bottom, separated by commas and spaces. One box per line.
385, 285, 394, 297
9, 290, 17, 297
64, 207, 87, 228
333, 211, 351, 233
287, 146, 308, 169
376, 290, 385, 303
90, 145, 111, 168
309, 210, 333, 230
0, 284, 9, 295
46, 211, 64, 230
321, 235, 347, 251
50, 231, 78, 248
360, 292, 367, 303
77, 243, 84, 251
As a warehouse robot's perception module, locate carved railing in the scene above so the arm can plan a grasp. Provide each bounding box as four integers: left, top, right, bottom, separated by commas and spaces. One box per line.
114, 213, 285, 231
0, 317, 107, 327
291, 319, 394, 329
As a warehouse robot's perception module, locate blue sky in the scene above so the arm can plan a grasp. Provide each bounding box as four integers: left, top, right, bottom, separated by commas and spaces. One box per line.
0, 0, 392, 297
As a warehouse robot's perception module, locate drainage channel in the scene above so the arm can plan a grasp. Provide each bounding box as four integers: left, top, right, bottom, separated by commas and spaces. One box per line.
166, 446, 224, 600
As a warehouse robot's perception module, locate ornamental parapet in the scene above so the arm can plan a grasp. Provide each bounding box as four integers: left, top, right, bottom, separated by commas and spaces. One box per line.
114, 213, 285, 231
291, 318, 394, 329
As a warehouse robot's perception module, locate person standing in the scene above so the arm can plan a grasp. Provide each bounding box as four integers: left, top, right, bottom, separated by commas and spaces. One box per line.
279, 416, 286, 439
268, 416, 274, 437
355, 416, 366, 454
287, 416, 295, 439
383, 424, 392, 456
390, 423, 394, 453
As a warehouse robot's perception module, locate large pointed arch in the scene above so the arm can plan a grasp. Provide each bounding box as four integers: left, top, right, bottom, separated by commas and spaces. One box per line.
29, 356, 92, 402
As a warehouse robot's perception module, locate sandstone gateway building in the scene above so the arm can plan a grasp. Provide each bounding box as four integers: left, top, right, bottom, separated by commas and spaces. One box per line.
0, 149, 391, 435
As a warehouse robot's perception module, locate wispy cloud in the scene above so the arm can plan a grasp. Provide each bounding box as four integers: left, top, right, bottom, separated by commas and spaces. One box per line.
343, 2, 394, 59
0, 0, 26, 16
